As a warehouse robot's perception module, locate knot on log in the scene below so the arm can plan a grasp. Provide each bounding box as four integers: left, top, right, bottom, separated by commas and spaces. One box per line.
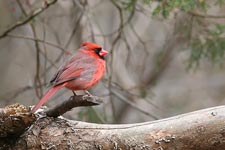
0, 103, 36, 137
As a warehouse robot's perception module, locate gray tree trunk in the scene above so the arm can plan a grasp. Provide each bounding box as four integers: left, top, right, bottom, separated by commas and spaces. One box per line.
1, 104, 225, 150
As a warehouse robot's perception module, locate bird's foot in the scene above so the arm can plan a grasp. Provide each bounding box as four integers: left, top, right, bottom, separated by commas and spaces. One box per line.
35, 111, 47, 119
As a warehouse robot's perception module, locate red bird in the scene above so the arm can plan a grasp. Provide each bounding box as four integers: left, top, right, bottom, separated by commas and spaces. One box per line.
31, 42, 108, 113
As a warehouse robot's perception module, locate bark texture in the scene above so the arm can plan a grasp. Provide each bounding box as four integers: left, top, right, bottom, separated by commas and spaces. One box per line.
0, 103, 35, 137
1, 105, 225, 149
45, 95, 103, 118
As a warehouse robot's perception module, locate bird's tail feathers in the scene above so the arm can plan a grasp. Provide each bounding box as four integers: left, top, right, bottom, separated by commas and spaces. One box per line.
31, 85, 63, 113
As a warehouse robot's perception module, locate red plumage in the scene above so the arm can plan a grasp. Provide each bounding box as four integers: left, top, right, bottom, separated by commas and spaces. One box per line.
31, 42, 108, 113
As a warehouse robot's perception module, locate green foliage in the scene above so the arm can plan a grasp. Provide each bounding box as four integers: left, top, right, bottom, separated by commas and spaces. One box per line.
121, 0, 223, 18
145, 0, 225, 68
189, 24, 225, 68
122, 0, 225, 69
152, 0, 208, 18
138, 0, 225, 18
122, 0, 137, 11
215, 0, 225, 5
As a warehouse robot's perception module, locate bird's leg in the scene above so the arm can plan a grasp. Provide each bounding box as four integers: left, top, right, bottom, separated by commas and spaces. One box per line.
84, 90, 92, 96
72, 91, 77, 96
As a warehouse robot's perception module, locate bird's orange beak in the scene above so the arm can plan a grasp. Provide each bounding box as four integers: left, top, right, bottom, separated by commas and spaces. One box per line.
99, 49, 108, 56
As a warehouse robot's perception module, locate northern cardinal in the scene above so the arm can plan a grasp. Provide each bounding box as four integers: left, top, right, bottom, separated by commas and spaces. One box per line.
31, 42, 108, 113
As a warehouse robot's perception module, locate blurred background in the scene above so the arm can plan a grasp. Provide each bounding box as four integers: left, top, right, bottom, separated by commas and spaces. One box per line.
0, 0, 225, 124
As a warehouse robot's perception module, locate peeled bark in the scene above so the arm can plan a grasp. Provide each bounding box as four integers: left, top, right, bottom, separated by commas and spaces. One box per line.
1, 105, 225, 149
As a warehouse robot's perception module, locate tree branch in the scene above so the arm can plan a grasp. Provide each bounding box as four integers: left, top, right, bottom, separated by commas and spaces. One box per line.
189, 11, 225, 18
1, 104, 225, 149
45, 95, 103, 118
0, 0, 58, 39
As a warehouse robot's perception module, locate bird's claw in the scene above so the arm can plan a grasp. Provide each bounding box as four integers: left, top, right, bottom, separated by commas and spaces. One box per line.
35, 111, 47, 119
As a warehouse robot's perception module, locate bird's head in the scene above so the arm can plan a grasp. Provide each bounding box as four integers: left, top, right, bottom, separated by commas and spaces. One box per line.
81, 42, 108, 59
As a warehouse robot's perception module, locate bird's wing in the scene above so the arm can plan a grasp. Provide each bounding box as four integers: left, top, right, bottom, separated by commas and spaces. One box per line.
52, 71, 82, 86
50, 53, 96, 86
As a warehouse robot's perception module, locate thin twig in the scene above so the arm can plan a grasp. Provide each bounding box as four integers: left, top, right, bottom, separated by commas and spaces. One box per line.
0, 0, 58, 39
17, 0, 43, 98
94, 0, 136, 38
189, 11, 225, 18
64, 13, 83, 49
111, 90, 159, 120
7, 34, 67, 53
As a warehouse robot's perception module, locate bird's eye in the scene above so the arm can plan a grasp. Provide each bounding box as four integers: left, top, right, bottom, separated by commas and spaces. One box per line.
94, 47, 102, 54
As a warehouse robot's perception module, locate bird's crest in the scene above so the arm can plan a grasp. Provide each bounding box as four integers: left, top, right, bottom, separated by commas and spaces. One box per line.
81, 42, 101, 50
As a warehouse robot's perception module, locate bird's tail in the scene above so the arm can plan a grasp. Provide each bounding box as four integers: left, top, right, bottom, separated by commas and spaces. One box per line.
31, 85, 63, 113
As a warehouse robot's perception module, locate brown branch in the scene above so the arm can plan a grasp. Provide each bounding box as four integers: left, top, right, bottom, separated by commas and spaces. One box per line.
7, 34, 64, 70
2, 105, 225, 149
189, 11, 225, 18
17, 0, 45, 99
7, 34, 67, 52
64, 13, 83, 49
108, 0, 126, 121
0, 0, 58, 39
45, 95, 103, 118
